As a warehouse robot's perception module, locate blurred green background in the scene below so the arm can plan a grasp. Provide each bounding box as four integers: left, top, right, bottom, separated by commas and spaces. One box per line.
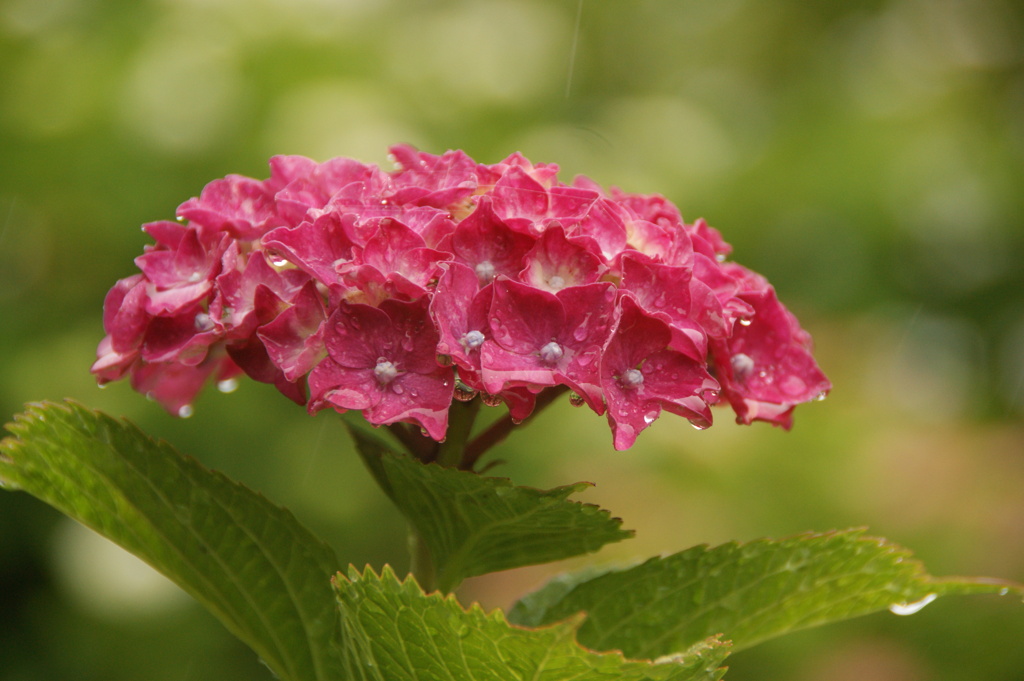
2, 0, 1023, 679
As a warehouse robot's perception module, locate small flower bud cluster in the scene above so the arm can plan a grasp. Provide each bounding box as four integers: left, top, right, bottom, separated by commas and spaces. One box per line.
93, 146, 830, 449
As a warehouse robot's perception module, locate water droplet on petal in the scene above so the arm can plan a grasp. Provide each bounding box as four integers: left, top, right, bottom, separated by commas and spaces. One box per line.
217, 378, 239, 393
889, 593, 937, 616
643, 410, 658, 425
511, 417, 524, 425
688, 416, 711, 430
715, 253, 726, 263
568, 391, 586, 407
700, 388, 721, 403
178, 405, 194, 418
738, 317, 752, 327
814, 391, 828, 402
419, 427, 430, 438
436, 354, 453, 367
454, 385, 478, 402
392, 384, 404, 395
480, 393, 502, 407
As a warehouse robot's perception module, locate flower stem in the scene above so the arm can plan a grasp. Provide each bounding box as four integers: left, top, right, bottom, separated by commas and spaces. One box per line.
407, 525, 436, 592
436, 398, 480, 468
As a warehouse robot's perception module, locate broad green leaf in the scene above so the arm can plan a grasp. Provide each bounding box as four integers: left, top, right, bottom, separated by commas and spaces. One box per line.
0, 401, 344, 681
509, 529, 1022, 659
344, 422, 634, 592
334, 565, 729, 681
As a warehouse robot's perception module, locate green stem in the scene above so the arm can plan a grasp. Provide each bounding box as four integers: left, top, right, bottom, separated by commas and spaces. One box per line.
407, 398, 479, 590
435, 398, 480, 469
407, 525, 436, 592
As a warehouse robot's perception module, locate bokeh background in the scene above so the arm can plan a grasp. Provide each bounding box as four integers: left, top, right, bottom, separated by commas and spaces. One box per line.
2, 0, 1024, 679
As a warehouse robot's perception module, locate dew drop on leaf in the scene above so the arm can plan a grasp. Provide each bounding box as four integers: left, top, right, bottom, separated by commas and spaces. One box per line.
177, 405, 194, 418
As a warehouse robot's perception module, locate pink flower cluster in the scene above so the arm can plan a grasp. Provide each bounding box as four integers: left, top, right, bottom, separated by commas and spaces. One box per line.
93, 146, 830, 450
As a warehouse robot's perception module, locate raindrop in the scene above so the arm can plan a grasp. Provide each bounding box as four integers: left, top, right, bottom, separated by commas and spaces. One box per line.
270, 255, 290, 268
392, 384, 404, 395
480, 393, 502, 407
689, 417, 711, 431
419, 428, 430, 438
217, 378, 239, 394
999, 588, 1009, 596
436, 354, 453, 367
889, 593, 937, 616
177, 405, 194, 418
814, 391, 828, 402
572, 326, 588, 342
568, 392, 586, 407
511, 417, 524, 425
454, 385, 478, 402
738, 317, 752, 327
643, 410, 658, 425
715, 253, 726, 263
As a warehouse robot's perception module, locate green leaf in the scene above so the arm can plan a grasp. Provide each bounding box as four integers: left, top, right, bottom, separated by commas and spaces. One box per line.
509, 529, 1022, 659
334, 565, 730, 681
0, 401, 344, 681
344, 423, 634, 592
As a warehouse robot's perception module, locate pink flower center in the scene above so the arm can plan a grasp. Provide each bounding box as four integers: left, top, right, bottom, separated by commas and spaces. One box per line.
194, 312, 214, 332
474, 261, 496, 284
730, 352, 754, 381
461, 330, 485, 350
539, 341, 564, 364
619, 368, 644, 389
373, 358, 399, 385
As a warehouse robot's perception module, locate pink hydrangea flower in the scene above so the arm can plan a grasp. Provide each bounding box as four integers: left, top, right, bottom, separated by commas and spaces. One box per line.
93, 145, 830, 450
